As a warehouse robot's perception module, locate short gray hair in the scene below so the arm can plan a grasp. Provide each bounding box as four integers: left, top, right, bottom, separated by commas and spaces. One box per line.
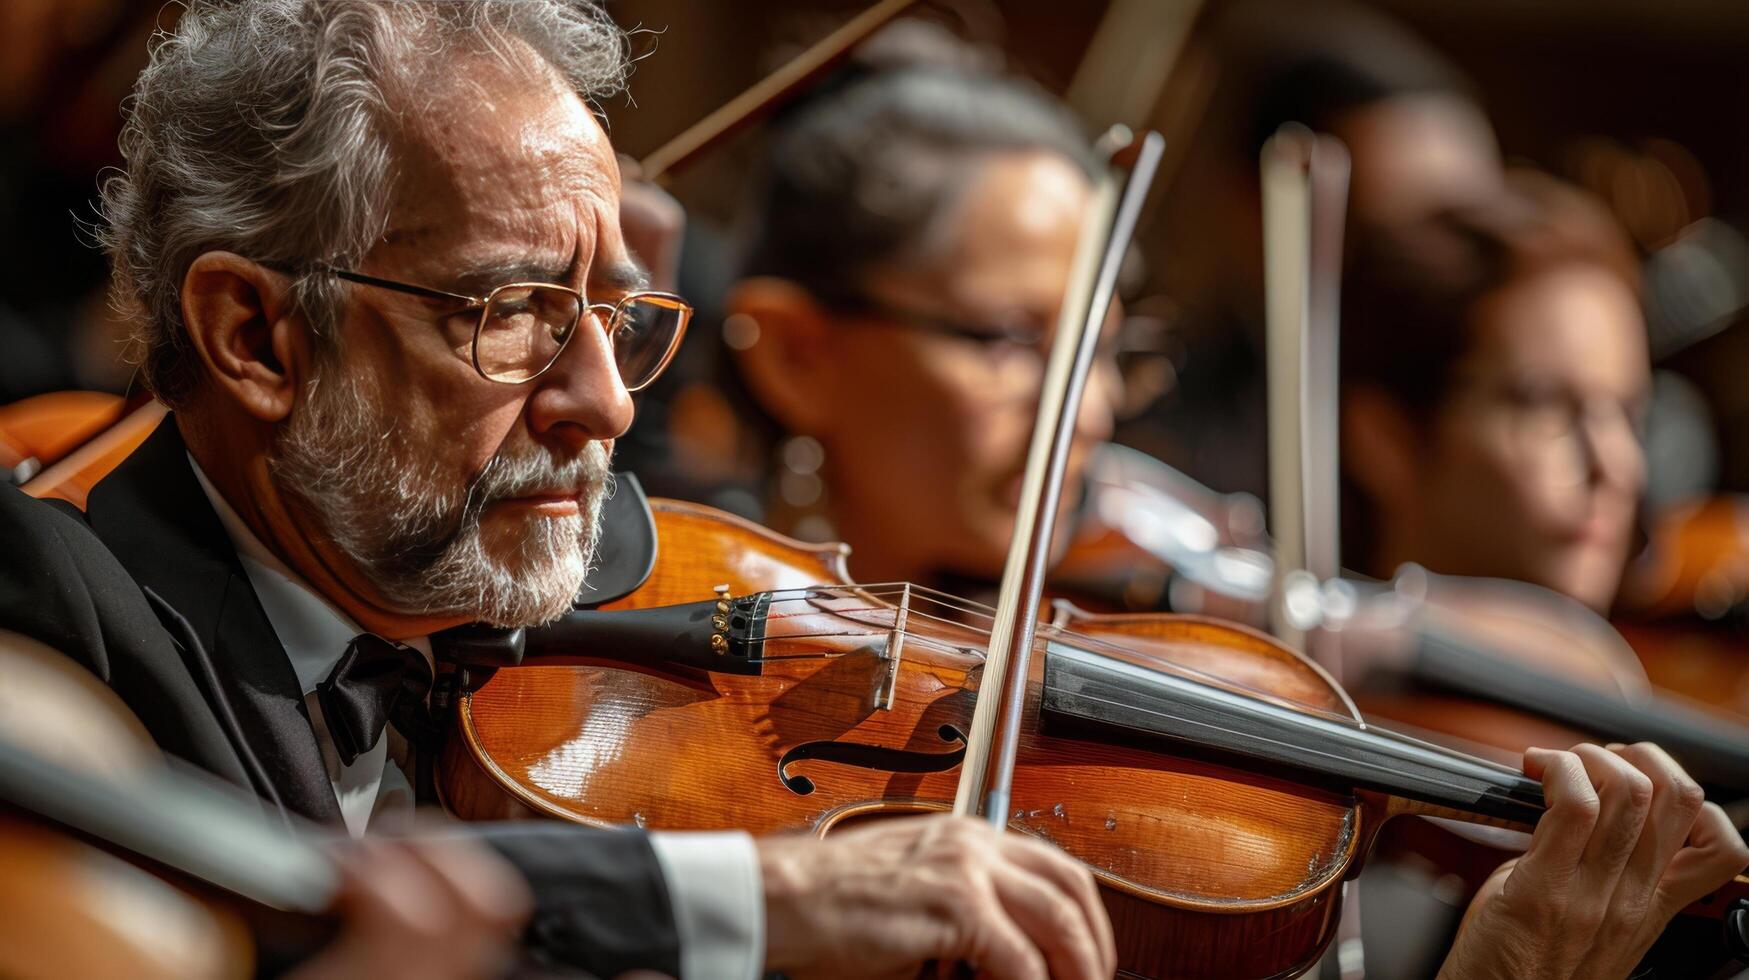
100, 0, 630, 407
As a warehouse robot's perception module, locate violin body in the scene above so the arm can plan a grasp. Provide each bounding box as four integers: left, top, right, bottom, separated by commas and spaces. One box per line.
442, 499, 1417, 979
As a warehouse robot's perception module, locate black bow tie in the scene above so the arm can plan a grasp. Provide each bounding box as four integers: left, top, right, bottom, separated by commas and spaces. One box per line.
316, 634, 435, 767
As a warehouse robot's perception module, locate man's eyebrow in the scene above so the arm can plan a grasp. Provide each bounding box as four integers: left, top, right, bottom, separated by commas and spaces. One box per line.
445, 259, 575, 297
591, 261, 650, 295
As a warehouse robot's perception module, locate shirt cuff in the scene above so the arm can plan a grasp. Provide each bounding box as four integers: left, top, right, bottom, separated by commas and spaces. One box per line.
648, 830, 763, 980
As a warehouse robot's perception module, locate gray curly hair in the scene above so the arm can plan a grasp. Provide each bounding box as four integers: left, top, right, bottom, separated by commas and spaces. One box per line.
99, 0, 630, 407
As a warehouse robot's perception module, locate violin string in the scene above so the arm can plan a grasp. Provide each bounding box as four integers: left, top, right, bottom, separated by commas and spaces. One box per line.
752, 585, 1362, 725
733, 588, 1535, 795
756, 587, 1250, 679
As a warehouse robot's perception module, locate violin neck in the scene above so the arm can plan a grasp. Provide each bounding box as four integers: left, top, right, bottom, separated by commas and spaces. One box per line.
1410, 626, 1749, 794
1039, 640, 1546, 828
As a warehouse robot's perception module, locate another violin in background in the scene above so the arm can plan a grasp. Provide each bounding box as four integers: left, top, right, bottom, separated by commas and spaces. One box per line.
1052, 441, 1272, 620
1326, 568, 1749, 797
0, 628, 337, 980
1616, 494, 1749, 714
0, 390, 129, 485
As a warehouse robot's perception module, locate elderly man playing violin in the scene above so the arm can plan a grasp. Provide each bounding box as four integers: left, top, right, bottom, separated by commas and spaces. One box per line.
0, 1, 1741, 978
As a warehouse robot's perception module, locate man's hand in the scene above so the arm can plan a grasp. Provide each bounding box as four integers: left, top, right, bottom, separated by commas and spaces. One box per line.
759, 814, 1116, 980
286, 835, 532, 980
1438, 741, 1749, 980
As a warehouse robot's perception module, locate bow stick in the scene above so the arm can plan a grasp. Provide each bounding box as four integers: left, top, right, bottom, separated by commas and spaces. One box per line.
635, 0, 921, 183
951, 130, 1165, 827
1261, 125, 1351, 658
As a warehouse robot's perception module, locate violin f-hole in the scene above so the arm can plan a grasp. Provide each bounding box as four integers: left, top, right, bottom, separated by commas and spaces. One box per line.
777, 725, 968, 795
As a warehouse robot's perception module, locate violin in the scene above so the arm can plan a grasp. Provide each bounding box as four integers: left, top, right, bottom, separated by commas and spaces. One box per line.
431, 120, 1742, 979
0, 387, 168, 510
0, 629, 338, 979
433, 492, 1749, 978
426, 68, 1749, 974
1328, 569, 1749, 796
0, 391, 132, 486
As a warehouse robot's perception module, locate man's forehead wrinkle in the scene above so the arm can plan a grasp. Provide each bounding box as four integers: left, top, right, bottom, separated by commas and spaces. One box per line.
365, 39, 624, 303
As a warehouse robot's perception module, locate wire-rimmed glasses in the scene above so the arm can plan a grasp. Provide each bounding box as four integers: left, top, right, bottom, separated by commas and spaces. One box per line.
316, 267, 692, 389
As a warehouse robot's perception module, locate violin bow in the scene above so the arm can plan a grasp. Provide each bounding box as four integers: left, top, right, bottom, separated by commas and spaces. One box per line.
635, 0, 921, 183
1066, 0, 1206, 133
1260, 125, 1351, 660
951, 131, 1165, 826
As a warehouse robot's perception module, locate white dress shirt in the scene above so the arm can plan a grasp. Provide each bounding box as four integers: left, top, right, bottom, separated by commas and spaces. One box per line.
189, 459, 762, 979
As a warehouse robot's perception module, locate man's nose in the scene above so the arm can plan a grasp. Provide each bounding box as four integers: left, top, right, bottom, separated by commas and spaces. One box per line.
524, 313, 635, 447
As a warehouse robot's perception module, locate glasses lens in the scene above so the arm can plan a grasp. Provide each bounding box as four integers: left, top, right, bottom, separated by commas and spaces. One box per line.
611, 294, 691, 390
476, 285, 583, 382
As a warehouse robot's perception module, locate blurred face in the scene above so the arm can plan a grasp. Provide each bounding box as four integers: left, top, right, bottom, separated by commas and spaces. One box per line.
1335, 93, 1503, 230
1404, 265, 1648, 610
271, 50, 637, 626
817, 151, 1119, 581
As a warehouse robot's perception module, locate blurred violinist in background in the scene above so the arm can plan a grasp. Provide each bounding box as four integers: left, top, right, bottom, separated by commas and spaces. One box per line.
1339, 172, 1647, 615
1130, 0, 1505, 502
1334, 170, 1666, 980
688, 53, 1140, 598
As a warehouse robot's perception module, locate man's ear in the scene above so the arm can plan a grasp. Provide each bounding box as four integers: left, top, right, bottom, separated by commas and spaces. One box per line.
1341, 384, 1423, 515
180, 251, 312, 422
725, 277, 838, 435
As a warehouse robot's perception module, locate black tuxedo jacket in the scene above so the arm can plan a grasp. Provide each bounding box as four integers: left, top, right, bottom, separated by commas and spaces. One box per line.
0, 419, 681, 977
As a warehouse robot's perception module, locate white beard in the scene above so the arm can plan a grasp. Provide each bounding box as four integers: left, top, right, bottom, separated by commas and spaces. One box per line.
271, 367, 613, 627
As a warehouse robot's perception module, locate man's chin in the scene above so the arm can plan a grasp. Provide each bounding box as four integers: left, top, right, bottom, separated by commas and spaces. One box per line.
471, 553, 591, 626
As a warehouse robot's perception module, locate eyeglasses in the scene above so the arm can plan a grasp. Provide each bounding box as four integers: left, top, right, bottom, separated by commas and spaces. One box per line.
311, 266, 691, 388
840, 297, 1175, 418
1451, 375, 1647, 446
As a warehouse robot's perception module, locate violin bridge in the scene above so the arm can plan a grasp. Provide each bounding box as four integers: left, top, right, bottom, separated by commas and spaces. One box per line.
877, 583, 911, 711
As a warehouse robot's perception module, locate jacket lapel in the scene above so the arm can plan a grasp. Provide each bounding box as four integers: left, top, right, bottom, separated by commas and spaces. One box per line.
86, 418, 342, 825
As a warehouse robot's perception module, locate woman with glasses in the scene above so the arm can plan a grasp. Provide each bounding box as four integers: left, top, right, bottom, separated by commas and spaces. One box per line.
1339, 172, 1647, 614
671, 58, 1152, 601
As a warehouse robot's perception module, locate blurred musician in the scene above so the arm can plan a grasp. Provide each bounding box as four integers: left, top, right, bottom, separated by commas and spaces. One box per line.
1133, 0, 1506, 501
1336, 172, 1666, 979
1340, 172, 1646, 613
724, 61, 1121, 591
